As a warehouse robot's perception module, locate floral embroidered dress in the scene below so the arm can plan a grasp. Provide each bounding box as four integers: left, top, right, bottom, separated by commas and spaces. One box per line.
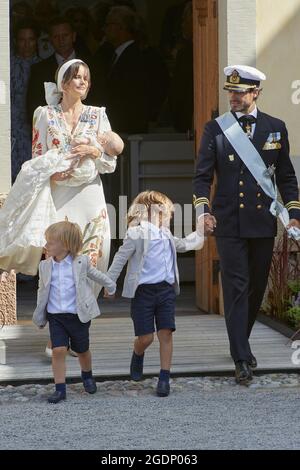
0, 105, 116, 291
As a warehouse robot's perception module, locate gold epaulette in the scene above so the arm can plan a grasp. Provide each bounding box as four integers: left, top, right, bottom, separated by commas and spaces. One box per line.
193, 195, 210, 209
285, 201, 300, 211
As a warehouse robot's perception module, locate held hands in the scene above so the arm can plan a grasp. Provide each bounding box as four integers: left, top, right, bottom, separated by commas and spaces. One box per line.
286, 218, 300, 229
197, 214, 217, 236
103, 288, 115, 299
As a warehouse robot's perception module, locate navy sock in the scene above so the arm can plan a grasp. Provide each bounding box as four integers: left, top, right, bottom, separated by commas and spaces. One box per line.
133, 351, 144, 362
81, 370, 93, 380
159, 369, 170, 382
55, 383, 66, 397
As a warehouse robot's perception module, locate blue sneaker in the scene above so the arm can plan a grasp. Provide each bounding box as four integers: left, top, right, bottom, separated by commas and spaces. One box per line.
83, 377, 97, 394
47, 390, 66, 404
156, 379, 170, 397
130, 351, 144, 381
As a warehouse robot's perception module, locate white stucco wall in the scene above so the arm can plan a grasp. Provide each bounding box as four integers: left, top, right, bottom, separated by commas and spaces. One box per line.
0, 0, 11, 193
218, 0, 300, 180
218, 0, 257, 114
256, 0, 300, 178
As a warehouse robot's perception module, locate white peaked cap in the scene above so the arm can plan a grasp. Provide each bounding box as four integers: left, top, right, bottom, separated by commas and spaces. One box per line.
223, 65, 266, 92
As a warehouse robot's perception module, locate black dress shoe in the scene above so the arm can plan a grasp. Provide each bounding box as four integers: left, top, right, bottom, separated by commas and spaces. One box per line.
235, 361, 253, 385
47, 390, 66, 404
248, 354, 257, 369
83, 377, 97, 394
130, 352, 144, 381
157, 379, 170, 397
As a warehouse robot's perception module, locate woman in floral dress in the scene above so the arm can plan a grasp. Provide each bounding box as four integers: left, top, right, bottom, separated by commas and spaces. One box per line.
0, 59, 123, 290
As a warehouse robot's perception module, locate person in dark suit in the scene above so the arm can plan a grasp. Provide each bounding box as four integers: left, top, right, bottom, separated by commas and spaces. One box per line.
26, 16, 91, 123
193, 65, 300, 384
168, 1, 193, 132
101, 6, 149, 134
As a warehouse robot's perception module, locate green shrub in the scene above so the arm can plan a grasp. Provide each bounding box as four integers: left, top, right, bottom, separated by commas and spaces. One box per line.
287, 306, 300, 328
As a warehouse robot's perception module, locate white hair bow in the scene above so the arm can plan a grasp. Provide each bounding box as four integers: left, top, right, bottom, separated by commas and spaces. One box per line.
44, 59, 84, 105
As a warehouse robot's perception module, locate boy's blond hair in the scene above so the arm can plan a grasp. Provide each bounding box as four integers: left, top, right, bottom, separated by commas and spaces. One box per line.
45, 221, 83, 257
127, 190, 174, 226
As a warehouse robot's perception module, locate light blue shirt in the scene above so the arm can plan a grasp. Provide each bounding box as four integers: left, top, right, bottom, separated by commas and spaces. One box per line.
139, 221, 175, 285
47, 254, 77, 314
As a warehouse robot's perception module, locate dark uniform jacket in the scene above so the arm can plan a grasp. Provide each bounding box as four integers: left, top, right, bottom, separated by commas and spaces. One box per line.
193, 110, 300, 238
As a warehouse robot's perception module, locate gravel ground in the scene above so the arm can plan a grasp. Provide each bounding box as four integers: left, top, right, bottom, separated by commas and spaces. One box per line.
0, 374, 300, 450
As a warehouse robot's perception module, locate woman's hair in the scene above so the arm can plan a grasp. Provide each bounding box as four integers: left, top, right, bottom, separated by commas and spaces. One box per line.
127, 190, 174, 226
56, 61, 91, 99
45, 221, 83, 257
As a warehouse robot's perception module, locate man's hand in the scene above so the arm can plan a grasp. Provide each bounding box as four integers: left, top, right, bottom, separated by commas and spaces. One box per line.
197, 214, 217, 236
287, 219, 300, 229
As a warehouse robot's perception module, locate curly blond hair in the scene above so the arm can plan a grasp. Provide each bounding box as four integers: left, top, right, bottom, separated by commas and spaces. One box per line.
127, 190, 174, 226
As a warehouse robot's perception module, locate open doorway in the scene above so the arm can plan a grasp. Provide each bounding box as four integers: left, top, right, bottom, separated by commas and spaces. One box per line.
8, 0, 218, 319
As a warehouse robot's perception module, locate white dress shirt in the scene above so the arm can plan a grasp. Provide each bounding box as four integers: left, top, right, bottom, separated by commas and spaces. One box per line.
55, 50, 76, 66
47, 254, 77, 314
139, 221, 175, 285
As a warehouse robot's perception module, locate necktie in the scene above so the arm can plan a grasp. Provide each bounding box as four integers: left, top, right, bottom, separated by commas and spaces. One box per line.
238, 115, 257, 137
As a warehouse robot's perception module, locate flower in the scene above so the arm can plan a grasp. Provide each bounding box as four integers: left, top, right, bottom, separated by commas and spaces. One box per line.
52, 138, 60, 147
90, 252, 98, 267
32, 127, 39, 147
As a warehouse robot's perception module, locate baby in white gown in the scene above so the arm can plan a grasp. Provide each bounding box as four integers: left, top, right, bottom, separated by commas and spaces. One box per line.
55, 131, 124, 186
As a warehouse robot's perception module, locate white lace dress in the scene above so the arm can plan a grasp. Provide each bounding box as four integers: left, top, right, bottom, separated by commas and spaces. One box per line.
0, 104, 116, 292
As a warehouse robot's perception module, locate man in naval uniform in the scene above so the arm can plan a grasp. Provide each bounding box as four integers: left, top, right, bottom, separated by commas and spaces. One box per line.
193, 65, 300, 384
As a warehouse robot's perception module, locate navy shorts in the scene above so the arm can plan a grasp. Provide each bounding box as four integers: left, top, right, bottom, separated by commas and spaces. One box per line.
130, 282, 176, 337
47, 313, 91, 354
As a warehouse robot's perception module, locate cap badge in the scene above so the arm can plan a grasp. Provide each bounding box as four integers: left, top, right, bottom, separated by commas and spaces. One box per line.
229, 70, 240, 84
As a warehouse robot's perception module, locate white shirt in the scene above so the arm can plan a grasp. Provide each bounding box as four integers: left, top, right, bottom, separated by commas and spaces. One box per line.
114, 40, 135, 65
55, 50, 76, 66
236, 106, 257, 138
139, 221, 175, 285
47, 254, 77, 314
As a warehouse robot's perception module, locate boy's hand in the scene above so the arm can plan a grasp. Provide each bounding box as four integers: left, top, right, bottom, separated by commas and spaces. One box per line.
103, 288, 115, 299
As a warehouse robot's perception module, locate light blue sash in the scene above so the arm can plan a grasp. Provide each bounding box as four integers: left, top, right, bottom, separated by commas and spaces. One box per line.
216, 112, 300, 240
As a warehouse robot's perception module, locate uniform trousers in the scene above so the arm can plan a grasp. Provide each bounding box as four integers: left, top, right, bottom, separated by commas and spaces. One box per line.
216, 237, 274, 363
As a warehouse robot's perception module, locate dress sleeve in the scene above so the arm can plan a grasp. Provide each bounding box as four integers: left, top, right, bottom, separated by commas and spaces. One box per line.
94, 107, 117, 174
32, 106, 48, 158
